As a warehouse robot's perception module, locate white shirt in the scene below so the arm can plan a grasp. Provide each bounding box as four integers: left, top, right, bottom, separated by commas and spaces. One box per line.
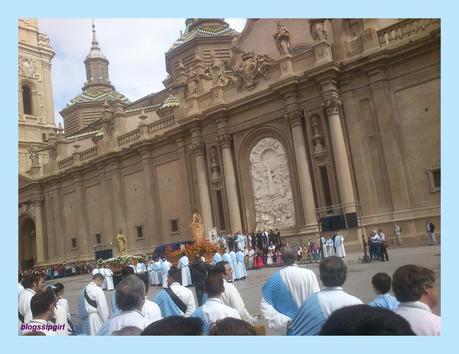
394, 301, 440, 336
222, 279, 255, 325
260, 264, 320, 333
19, 288, 36, 323
169, 282, 196, 317
108, 309, 153, 335
197, 297, 241, 327
85, 282, 109, 322
142, 299, 163, 323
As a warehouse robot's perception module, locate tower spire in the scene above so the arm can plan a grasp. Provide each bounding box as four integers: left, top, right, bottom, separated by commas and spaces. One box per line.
91, 19, 99, 49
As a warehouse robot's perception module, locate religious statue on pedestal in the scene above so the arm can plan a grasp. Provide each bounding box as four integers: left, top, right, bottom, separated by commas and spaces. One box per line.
116, 229, 126, 256
190, 208, 205, 245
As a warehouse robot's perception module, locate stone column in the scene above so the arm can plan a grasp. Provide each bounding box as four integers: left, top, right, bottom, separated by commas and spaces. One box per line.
43, 186, 55, 261
97, 165, 113, 245
286, 110, 318, 226
218, 134, 242, 233
190, 127, 214, 238
139, 147, 158, 245
51, 183, 66, 261
176, 135, 193, 233
32, 199, 46, 264
107, 161, 127, 247
73, 175, 90, 256
322, 92, 356, 212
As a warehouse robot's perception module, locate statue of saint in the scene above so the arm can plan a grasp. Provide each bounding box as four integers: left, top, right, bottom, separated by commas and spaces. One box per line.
116, 229, 126, 256
273, 21, 291, 55
189, 208, 205, 245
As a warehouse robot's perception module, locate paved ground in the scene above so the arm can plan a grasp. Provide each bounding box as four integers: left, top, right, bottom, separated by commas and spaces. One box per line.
49, 245, 440, 335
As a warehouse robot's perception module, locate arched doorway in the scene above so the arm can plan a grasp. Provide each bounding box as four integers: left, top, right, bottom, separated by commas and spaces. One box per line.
19, 217, 37, 270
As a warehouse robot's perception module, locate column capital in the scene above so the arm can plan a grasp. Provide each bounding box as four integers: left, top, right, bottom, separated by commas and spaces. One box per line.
285, 109, 304, 128
32, 199, 42, 208
218, 134, 232, 149
191, 142, 206, 156
322, 94, 343, 116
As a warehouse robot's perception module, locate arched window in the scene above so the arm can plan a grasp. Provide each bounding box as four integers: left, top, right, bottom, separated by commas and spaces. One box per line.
22, 85, 33, 115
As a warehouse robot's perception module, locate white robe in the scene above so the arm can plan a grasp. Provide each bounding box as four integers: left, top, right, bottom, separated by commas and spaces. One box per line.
159, 260, 171, 288
178, 256, 192, 287
321, 238, 328, 258
222, 279, 255, 325
108, 309, 155, 335
192, 297, 241, 333
260, 265, 320, 333
334, 235, 346, 257
104, 268, 114, 291
99, 268, 107, 290
142, 299, 163, 323
326, 239, 335, 256
394, 301, 441, 336
222, 253, 235, 281
19, 288, 36, 323
169, 282, 197, 317
84, 282, 109, 335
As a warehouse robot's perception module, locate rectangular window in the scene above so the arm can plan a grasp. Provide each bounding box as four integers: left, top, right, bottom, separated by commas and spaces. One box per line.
136, 225, 144, 239
71, 238, 77, 249
170, 219, 179, 234
216, 190, 226, 230
427, 167, 440, 192
42, 133, 47, 142
95, 233, 101, 244
319, 166, 333, 212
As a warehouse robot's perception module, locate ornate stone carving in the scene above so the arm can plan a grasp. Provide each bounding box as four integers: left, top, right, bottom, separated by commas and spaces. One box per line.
218, 134, 232, 149
249, 138, 296, 229
190, 142, 206, 156
209, 146, 221, 181
232, 52, 275, 91
322, 95, 342, 116
310, 19, 328, 41
19, 203, 35, 217
37, 33, 51, 48
19, 56, 39, 79
28, 145, 40, 167
311, 115, 326, 154
206, 50, 230, 87
286, 109, 303, 127
273, 21, 291, 55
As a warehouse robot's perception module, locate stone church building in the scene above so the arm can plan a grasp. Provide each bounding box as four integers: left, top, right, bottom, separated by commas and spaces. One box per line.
18, 18, 440, 269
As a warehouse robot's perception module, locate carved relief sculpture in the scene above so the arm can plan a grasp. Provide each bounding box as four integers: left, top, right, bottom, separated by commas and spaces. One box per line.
311, 115, 326, 154
19, 56, 38, 79
207, 50, 230, 86
209, 146, 221, 181
310, 19, 328, 41
249, 138, 296, 230
28, 145, 40, 167
273, 21, 291, 55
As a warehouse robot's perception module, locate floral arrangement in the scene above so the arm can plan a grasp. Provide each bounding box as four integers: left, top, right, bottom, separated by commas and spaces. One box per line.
99, 255, 144, 269
165, 241, 224, 264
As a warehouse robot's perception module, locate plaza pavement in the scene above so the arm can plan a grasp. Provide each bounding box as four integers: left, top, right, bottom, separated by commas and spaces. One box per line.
49, 244, 440, 335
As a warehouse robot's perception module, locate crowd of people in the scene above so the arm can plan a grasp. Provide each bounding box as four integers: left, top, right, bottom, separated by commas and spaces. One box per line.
18, 241, 440, 336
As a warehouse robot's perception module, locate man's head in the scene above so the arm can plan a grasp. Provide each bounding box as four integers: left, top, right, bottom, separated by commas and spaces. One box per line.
214, 261, 232, 281
319, 256, 347, 287
167, 266, 182, 286
209, 318, 257, 336
282, 246, 296, 266
22, 274, 46, 293
121, 266, 135, 278
112, 326, 142, 336
372, 272, 392, 295
92, 273, 105, 287
392, 265, 438, 308
30, 288, 56, 321
141, 316, 203, 335
115, 275, 146, 312
204, 273, 224, 298
319, 304, 415, 335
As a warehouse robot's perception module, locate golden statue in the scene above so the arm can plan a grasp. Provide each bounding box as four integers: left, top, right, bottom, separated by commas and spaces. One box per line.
190, 208, 205, 245
116, 229, 126, 256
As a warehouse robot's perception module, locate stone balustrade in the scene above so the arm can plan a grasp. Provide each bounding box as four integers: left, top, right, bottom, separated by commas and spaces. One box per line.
148, 116, 175, 136
378, 19, 439, 47
58, 156, 75, 169
118, 129, 140, 146
80, 146, 98, 161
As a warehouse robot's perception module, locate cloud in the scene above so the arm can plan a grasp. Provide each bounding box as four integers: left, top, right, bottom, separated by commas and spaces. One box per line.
38, 18, 247, 125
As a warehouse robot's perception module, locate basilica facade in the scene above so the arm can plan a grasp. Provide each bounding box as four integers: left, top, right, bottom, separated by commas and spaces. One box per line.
18, 18, 440, 268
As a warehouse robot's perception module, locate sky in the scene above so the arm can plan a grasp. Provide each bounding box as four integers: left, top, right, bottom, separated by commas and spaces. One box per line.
39, 19, 247, 125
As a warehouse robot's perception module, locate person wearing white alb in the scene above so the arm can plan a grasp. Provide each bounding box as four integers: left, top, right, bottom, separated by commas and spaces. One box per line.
178, 253, 193, 287
260, 246, 320, 334
104, 267, 114, 291
19, 274, 46, 324
393, 265, 440, 336
191, 274, 241, 334
214, 261, 255, 325
79, 273, 109, 335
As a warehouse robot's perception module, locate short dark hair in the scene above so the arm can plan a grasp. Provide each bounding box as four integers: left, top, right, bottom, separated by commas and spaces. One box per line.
22, 274, 43, 289
213, 261, 229, 275
115, 275, 145, 311
282, 246, 296, 266
112, 326, 143, 336
92, 273, 104, 281
52, 282, 64, 296
30, 288, 56, 318
168, 266, 181, 283
208, 318, 257, 336
372, 273, 392, 294
136, 273, 150, 294
319, 304, 415, 335
319, 256, 347, 287
205, 273, 224, 298
392, 265, 435, 302
141, 316, 203, 335
121, 266, 135, 278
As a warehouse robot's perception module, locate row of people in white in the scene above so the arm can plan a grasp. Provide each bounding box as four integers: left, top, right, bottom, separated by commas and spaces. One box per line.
320, 234, 346, 258
92, 267, 114, 291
